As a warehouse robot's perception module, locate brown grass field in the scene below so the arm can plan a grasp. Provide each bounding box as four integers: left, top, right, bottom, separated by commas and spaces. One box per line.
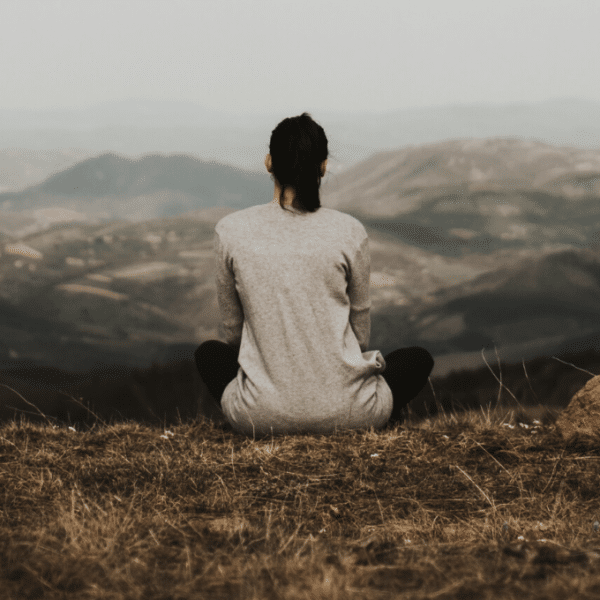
2, 381, 600, 600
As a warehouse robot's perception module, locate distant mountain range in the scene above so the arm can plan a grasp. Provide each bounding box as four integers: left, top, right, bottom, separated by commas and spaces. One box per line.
1, 134, 600, 376
1, 97, 600, 179
3, 137, 599, 254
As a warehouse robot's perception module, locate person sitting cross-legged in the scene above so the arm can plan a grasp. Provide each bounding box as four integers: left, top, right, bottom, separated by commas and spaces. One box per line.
195, 112, 434, 436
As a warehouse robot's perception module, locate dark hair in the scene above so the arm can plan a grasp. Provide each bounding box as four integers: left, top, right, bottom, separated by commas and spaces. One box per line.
269, 112, 328, 213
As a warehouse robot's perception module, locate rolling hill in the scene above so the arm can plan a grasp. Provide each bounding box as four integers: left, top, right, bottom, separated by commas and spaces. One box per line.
371, 247, 600, 375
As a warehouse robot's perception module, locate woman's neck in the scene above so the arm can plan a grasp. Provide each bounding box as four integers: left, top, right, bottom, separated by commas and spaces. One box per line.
271, 181, 297, 208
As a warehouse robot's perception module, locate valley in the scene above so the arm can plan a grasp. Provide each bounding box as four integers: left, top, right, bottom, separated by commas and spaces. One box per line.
1, 137, 599, 380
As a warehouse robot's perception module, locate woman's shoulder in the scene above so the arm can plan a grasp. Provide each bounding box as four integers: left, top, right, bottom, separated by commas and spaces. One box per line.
214, 204, 264, 231
215, 203, 367, 238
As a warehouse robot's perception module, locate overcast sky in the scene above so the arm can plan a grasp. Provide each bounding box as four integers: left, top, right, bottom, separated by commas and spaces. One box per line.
1, 0, 599, 116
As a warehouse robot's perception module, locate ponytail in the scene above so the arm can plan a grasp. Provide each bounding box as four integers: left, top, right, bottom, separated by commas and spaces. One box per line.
269, 113, 328, 213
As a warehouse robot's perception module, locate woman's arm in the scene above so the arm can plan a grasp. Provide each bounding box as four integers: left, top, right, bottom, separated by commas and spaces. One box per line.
214, 230, 244, 348
347, 232, 372, 352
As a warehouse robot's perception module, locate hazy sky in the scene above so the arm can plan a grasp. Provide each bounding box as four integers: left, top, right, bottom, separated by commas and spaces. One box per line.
2, 0, 599, 115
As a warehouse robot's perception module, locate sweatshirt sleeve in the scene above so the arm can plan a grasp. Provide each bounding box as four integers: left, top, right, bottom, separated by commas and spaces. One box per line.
347, 230, 371, 352
214, 229, 244, 348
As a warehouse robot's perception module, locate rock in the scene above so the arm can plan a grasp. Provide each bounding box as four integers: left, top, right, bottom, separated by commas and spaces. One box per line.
555, 374, 600, 439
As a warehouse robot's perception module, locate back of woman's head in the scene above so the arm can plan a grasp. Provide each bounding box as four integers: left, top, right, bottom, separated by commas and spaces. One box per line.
269, 112, 328, 213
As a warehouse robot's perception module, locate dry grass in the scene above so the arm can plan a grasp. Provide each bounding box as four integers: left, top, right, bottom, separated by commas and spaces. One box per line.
2, 394, 600, 600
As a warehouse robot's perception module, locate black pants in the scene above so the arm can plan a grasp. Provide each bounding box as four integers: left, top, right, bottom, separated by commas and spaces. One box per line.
194, 340, 434, 424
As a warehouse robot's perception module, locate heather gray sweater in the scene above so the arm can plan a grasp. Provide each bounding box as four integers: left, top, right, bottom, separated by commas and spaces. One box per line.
214, 201, 393, 435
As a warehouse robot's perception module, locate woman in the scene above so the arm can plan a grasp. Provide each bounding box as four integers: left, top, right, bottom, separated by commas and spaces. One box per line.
195, 113, 434, 436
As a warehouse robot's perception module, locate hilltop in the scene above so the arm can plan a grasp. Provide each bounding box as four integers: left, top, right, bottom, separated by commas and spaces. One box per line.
3, 406, 600, 600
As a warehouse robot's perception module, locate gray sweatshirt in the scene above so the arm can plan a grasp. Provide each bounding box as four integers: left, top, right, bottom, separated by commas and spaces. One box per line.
214, 201, 393, 435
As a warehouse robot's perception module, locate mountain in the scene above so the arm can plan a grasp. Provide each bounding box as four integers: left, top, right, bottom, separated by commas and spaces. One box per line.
3, 137, 600, 254
323, 137, 600, 256
0, 152, 272, 229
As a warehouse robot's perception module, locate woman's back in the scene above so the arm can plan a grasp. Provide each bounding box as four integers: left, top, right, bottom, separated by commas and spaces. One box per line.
214, 201, 393, 435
